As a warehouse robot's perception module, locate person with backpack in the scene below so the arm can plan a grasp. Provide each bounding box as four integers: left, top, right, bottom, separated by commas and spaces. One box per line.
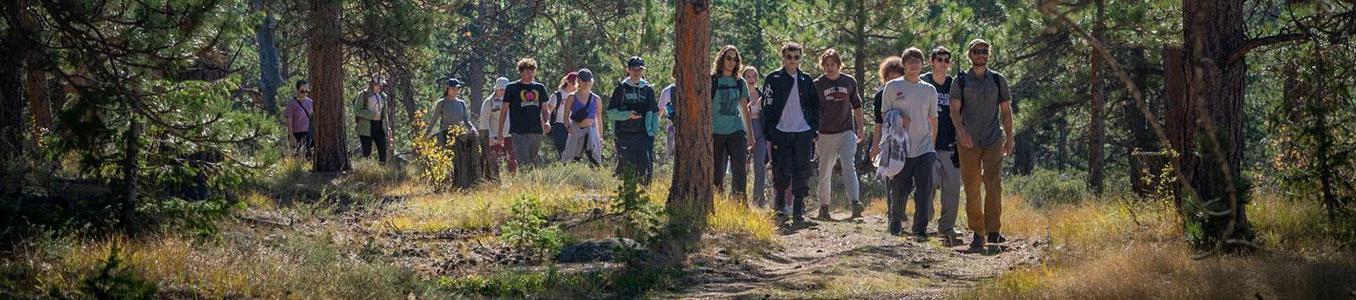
710, 45, 754, 199
559, 69, 604, 166
546, 72, 578, 160
355, 76, 396, 163
480, 77, 517, 173
285, 80, 314, 158
657, 80, 676, 162
951, 39, 1016, 249
606, 56, 660, 184
879, 47, 940, 238
812, 48, 866, 220
761, 42, 821, 227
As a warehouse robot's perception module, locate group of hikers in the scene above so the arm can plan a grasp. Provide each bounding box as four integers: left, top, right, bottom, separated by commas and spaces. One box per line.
283, 38, 1015, 249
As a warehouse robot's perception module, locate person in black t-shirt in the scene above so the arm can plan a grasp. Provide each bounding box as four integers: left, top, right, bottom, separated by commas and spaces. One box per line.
922, 46, 963, 242
497, 58, 552, 168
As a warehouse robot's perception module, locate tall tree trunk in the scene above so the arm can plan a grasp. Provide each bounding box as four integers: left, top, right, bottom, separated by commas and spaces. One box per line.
0, 35, 22, 161
393, 65, 417, 128
659, 0, 713, 268
254, 0, 282, 116
1087, 0, 1106, 194
1179, 0, 1252, 251
852, 0, 866, 86
309, 0, 349, 172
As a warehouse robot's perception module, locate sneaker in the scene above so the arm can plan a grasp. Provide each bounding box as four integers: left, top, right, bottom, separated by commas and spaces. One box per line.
987, 232, 1007, 244
915, 232, 931, 242
792, 217, 818, 228
970, 233, 986, 249
817, 206, 832, 220
850, 203, 864, 219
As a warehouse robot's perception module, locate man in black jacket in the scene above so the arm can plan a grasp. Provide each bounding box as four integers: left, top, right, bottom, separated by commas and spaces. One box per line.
761, 42, 821, 227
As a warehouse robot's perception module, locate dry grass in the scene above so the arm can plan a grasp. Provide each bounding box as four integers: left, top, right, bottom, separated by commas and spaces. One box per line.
962, 193, 1356, 299
379, 163, 618, 233
707, 194, 778, 245
5, 230, 442, 299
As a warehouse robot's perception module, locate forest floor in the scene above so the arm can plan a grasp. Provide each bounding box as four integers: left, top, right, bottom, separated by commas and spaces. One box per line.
672, 211, 1045, 299
5, 160, 1355, 299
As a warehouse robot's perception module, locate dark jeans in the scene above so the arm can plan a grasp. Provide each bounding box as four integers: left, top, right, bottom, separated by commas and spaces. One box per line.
713, 131, 749, 197
292, 132, 312, 154
359, 120, 388, 162
890, 152, 937, 235
550, 122, 568, 160
770, 129, 815, 219
615, 132, 654, 184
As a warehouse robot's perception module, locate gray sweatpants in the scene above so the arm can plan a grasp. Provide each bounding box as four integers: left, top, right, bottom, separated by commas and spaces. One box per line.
511, 134, 543, 168
935, 150, 962, 233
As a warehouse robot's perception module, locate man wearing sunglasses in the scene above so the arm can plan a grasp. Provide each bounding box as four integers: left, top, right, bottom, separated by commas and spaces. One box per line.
950, 39, 1015, 249
760, 42, 822, 228
923, 46, 963, 243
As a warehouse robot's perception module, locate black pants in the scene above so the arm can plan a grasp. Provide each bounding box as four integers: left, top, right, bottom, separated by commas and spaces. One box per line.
292, 132, 312, 154
359, 120, 388, 162
890, 152, 937, 235
770, 129, 815, 219
615, 132, 654, 184
550, 122, 568, 159
713, 131, 748, 197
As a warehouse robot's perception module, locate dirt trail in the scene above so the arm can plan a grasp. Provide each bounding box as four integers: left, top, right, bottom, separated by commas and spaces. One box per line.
673, 212, 1047, 299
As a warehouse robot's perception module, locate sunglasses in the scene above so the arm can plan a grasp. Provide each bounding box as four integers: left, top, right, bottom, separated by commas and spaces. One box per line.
971, 48, 990, 55
724, 56, 738, 61
784, 54, 801, 61
933, 57, 951, 63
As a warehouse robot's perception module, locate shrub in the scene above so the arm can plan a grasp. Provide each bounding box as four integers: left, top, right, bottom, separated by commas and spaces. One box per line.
1012, 169, 1090, 208
500, 196, 565, 260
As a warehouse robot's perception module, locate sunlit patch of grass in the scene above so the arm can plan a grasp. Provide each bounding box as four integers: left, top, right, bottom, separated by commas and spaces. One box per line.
350, 159, 401, 186
8, 232, 443, 298
379, 164, 616, 233
761, 268, 920, 299
707, 194, 777, 245
240, 191, 277, 209
963, 193, 1356, 300
381, 180, 433, 198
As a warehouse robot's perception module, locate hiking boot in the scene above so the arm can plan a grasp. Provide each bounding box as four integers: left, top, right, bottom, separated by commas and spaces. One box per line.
987, 232, 1007, 244
970, 233, 986, 249
915, 233, 931, 242
940, 228, 961, 242
792, 216, 817, 228
817, 206, 832, 220
775, 212, 789, 225
850, 202, 864, 219
887, 219, 903, 236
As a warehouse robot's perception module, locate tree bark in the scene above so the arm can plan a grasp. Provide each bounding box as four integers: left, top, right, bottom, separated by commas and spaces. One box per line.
1179, 0, 1253, 252
255, 0, 283, 116
0, 34, 22, 161
1087, 0, 1106, 194
309, 0, 349, 172
659, 0, 713, 268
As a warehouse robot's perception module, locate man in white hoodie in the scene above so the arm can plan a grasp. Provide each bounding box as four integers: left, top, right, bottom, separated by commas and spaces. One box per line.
480, 77, 516, 173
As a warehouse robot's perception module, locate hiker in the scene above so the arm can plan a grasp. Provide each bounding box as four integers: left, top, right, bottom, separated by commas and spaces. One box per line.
429, 78, 477, 145
923, 46, 963, 241
710, 45, 754, 199
657, 79, 676, 162
355, 76, 396, 163
479, 77, 517, 173
871, 57, 905, 164
812, 49, 866, 219
761, 42, 821, 226
952, 39, 1016, 248
497, 58, 552, 169
546, 72, 578, 160
606, 56, 660, 184
744, 66, 771, 207
879, 48, 939, 238
559, 69, 604, 166
285, 80, 314, 158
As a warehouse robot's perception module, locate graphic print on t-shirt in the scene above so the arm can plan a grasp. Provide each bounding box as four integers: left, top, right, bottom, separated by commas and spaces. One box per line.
520, 90, 540, 106
716, 80, 742, 116
822, 86, 851, 102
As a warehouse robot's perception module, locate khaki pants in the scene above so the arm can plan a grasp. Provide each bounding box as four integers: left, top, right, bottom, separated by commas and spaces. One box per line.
959, 143, 1004, 234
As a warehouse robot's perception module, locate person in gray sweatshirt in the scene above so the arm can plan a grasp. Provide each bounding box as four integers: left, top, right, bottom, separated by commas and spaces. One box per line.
428, 78, 477, 147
